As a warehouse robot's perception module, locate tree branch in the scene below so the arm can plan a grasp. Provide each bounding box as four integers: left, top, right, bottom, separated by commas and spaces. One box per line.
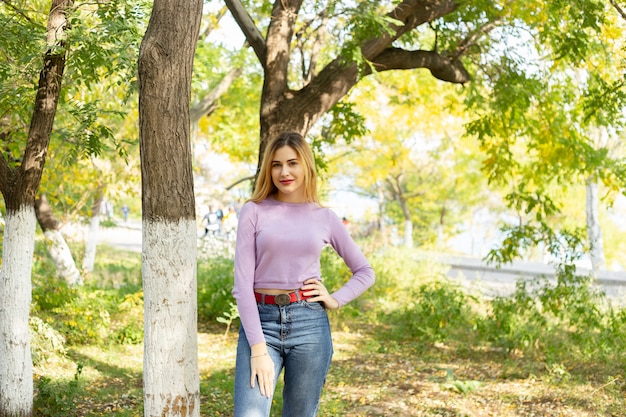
1, 0, 40, 27
610, 0, 626, 21
361, 0, 459, 60
263, 0, 304, 98
0, 152, 11, 192
370, 48, 470, 84
226, 174, 255, 190
190, 66, 243, 124
224, 0, 267, 65
451, 17, 504, 60
199, 4, 229, 40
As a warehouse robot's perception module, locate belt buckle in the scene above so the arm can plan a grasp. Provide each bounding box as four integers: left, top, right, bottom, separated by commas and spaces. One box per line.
275, 293, 291, 306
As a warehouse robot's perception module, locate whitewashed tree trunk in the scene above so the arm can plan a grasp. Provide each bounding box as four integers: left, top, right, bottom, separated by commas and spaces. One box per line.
143, 221, 198, 416
377, 185, 387, 245
138, 0, 202, 415
82, 211, 101, 273
35, 194, 81, 285
586, 176, 605, 273
404, 218, 414, 248
44, 229, 82, 285
0, 0, 70, 414
83, 189, 104, 273
0, 207, 36, 416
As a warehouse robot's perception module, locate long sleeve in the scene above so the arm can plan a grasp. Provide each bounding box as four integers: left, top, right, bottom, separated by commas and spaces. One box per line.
231, 202, 265, 346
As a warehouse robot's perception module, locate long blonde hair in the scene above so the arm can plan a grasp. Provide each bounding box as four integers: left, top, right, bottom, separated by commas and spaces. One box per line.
250, 132, 319, 204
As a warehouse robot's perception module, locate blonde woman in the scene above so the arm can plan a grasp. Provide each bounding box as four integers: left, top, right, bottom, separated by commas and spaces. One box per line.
232, 131, 375, 416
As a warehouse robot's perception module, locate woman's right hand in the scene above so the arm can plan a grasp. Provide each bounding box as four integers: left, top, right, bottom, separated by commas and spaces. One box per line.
250, 347, 275, 398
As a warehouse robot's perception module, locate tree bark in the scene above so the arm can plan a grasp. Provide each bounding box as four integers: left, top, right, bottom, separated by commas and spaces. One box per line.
34, 194, 82, 285
138, 0, 203, 415
0, 1, 70, 415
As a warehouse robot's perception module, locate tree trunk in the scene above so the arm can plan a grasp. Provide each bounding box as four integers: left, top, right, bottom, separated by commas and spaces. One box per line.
0, 208, 36, 417
0, 1, 70, 415
34, 194, 82, 285
400, 198, 414, 248
138, 0, 203, 415
82, 190, 104, 273
586, 176, 605, 273
377, 185, 387, 245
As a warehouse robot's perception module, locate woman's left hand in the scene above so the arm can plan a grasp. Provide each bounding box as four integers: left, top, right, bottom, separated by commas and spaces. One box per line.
302, 278, 339, 310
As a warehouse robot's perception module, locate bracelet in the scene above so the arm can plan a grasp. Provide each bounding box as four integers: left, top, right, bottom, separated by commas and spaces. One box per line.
250, 353, 268, 359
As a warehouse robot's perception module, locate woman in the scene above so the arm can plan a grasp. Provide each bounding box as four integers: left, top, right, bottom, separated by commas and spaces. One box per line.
232, 131, 375, 416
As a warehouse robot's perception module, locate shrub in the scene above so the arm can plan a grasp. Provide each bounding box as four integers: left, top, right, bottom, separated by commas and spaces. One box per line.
388, 278, 480, 344
30, 316, 66, 367
481, 266, 626, 368
197, 256, 237, 325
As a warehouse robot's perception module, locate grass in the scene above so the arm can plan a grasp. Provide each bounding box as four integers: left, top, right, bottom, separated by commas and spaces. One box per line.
30, 244, 626, 416
35, 320, 626, 416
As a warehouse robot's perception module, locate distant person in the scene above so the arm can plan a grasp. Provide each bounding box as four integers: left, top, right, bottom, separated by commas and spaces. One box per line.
202, 206, 221, 237
215, 206, 224, 234
232, 132, 375, 416
121, 205, 129, 222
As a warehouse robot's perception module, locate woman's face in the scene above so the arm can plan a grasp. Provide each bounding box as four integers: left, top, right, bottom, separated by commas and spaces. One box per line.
271, 145, 306, 203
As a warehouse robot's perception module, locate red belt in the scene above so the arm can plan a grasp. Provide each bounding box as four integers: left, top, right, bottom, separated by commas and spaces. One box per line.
255, 290, 310, 306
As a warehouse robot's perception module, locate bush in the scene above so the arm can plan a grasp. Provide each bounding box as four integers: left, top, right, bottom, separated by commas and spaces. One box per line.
30, 316, 66, 367
197, 256, 237, 325
481, 267, 626, 368
32, 275, 144, 346
387, 278, 480, 344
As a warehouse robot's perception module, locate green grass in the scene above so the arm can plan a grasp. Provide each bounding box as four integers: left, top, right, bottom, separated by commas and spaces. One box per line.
29, 243, 626, 416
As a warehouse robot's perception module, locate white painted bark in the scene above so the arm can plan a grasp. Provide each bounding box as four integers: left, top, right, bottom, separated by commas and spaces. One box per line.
586, 177, 605, 273
404, 219, 414, 248
44, 229, 82, 285
82, 213, 100, 272
143, 219, 199, 417
0, 207, 35, 416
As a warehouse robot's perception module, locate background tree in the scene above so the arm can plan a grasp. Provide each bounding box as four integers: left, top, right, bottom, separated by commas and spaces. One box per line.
333, 72, 489, 249
137, 0, 203, 415
465, 3, 626, 266
1, 0, 146, 414
34, 193, 82, 285
0, 0, 71, 415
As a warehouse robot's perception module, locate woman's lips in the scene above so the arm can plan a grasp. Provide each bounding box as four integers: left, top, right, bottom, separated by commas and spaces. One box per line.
280, 179, 294, 185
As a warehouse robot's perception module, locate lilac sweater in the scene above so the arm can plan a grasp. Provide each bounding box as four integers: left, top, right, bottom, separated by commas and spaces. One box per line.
232, 197, 375, 346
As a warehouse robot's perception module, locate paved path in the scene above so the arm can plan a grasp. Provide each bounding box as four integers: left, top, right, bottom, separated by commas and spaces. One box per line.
417, 251, 626, 304
96, 224, 142, 252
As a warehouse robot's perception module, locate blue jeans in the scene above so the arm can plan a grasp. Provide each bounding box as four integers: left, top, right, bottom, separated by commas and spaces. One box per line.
234, 301, 334, 417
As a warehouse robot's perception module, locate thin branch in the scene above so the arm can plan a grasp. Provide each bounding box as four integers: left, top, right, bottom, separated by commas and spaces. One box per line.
224, 0, 267, 65
190, 65, 244, 124
1, 0, 39, 26
199, 4, 229, 40
451, 17, 504, 60
226, 175, 255, 190
610, 0, 626, 21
